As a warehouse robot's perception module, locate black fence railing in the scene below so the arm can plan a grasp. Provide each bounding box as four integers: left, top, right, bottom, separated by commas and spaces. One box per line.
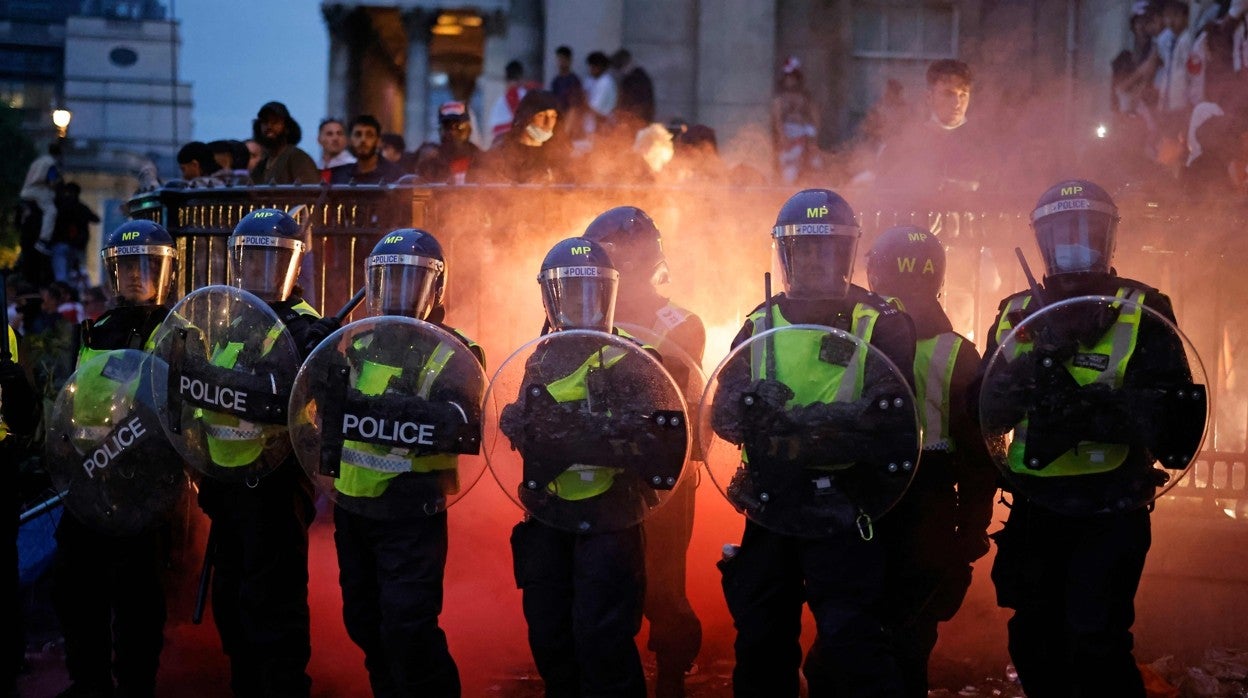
125, 183, 1248, 509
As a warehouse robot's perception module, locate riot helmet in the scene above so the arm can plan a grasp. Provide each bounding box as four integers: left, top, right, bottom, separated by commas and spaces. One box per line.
365, 228, 446, 319
772, 189, 861, 300
866, 225, 946, 301
1031, 179, 1118, 278
581, 206, 669, 288
539, 237, 618, 332
100, 220, 178, 306
227, 208, 305, 302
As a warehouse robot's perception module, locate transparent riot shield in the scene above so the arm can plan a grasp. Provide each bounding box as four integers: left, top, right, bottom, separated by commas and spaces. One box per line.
289, 316, 488, 519
151, 285, 302, 484
980, 295, 1208, 516
614, 321, 708, 458
46, 349, 186, 536
699, 324, 921, 538
484, 330, 692, 533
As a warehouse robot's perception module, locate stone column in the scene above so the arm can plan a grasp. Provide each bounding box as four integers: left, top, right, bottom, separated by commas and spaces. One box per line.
479, 10, 510, 148
401, 9, 433, 148
696, 0, 775, 150
322, 3, 361, 122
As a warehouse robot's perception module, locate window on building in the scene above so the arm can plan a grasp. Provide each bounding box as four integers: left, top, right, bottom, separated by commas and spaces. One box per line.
852, 3, 958, 60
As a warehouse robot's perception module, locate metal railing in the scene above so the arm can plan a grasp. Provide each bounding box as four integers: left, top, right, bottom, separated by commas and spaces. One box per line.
125, 183, 1248, 509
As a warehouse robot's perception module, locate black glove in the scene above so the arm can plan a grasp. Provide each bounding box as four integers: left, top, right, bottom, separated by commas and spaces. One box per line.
952, 529, 991, 564
0, 360, 39, 436
303, 317, 341, 356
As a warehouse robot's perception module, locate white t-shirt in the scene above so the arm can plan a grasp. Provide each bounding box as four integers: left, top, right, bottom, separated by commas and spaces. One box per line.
1163, 29, 1195, 112
587, 73, 617, 119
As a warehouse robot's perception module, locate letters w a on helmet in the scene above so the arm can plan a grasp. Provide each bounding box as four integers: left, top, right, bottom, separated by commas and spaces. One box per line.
866, 225, 946, 303
772, 189, 861, 300
101, 220, 178, 306
365, 229, 446, 320
227, 208, 305, 302
539, 238, 618, 332
1031, 179, 1119, 278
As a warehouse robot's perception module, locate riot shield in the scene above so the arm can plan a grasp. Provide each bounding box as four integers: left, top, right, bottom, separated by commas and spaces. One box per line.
699, 324, 921, 538
152, 285, 302, 484
484, 330, 692, 533
980, 294, 1208, 516
46, 349, 186, 536
614, 321, 708, 459
289, 316, 488, 519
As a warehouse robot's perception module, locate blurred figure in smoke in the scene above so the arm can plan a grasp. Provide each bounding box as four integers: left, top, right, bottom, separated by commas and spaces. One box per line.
770, 56, 822, 185
711, 189, 916, 697
583, 51, 618, 139
477, 90, 571, 184
865, 226, 997, 697
413, 101, 483, 185
550, 45, 584, 114
612, 48, 655, 133
583, 207, 704, 697
980, 180, 1198, 697
877, 59, 988, 200
486, 60, 534, 147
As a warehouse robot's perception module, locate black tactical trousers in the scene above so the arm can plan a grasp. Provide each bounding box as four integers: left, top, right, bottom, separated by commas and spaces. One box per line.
511, 518, 646, 698
876, 483, 972, 698
642, 474, 702, 679
334, 506, 459, 697
6, 458, 23, 696
991, 497, 1150, 698
198, 461, 314, 698
719, 519, 903, 698
51, 513, 167, 697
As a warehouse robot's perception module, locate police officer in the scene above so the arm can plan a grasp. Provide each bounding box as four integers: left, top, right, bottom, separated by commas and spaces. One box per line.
865, 225, 996, 697
981, 180, 1193, 697
48, 220, 178, 698
330, 229, 483, 697
501, 237, 673, 698
582, 206, 703, 698
197, 208, 321, 698
711, 189, 916, 697
3, 301, 38, 697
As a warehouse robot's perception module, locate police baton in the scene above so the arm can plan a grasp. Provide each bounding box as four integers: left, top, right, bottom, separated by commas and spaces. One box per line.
334, 287, 366, 324
192, 522, 217, 624
1015, 247, 1047, 308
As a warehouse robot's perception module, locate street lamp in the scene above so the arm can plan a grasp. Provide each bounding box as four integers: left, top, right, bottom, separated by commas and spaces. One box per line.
52, 108, 72, 138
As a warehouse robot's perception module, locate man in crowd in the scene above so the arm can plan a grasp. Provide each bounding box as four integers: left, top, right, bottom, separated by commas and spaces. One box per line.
329, 115, 404, 185
250, 102, 320, 185
316, 118, 356, 175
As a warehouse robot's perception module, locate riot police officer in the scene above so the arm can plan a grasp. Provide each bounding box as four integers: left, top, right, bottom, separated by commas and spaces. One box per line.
49, 220, 179, 698
980, 180, 1195, 697
711, 189, 916, 697
328, 229, 484, 697
865, 225, 996, 697
501, 237, 679, 697
582, 206, 703, 698
3, 307, 38, 697
196, 208, 321, 698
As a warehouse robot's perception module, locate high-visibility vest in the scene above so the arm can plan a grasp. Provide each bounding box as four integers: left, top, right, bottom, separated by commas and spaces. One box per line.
70, 314, 164, 448
0, 326, 19, 442
199, 300, 318, 468
915, 332, 963, 452
335, 329, 479, 499
542, 329, 651, 502
995, 288, 1144, 476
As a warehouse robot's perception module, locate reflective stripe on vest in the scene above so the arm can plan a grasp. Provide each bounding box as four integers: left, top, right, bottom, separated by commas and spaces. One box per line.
334, 336, 468, 500
916, 333, 962, 452
747, 303, 881, 406
999, 288, 1144, 476
544, 330, 649, 502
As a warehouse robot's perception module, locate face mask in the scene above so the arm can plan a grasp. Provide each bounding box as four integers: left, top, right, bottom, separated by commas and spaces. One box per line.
525, 125, 554, 145
1052, 244, 1101, 273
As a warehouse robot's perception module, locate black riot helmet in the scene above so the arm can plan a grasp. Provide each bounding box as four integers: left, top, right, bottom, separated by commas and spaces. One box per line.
538, 237, 619, 332
100, 220, 179, 306
581, 206, 670, 289
772, 189, 861, 300
365, 229, 446, 320
1031, 179, 1118, 278
227, 208, 305, 302
866, 225, 946, 302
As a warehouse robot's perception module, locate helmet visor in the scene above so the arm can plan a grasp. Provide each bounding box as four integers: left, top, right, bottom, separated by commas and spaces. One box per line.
1034, 212, 1117, 276
227, 235, 304, 301
366, 254, 444, 319
539, 267, 619, 331
773, 232, 859, 300
102, 245, 178, 305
